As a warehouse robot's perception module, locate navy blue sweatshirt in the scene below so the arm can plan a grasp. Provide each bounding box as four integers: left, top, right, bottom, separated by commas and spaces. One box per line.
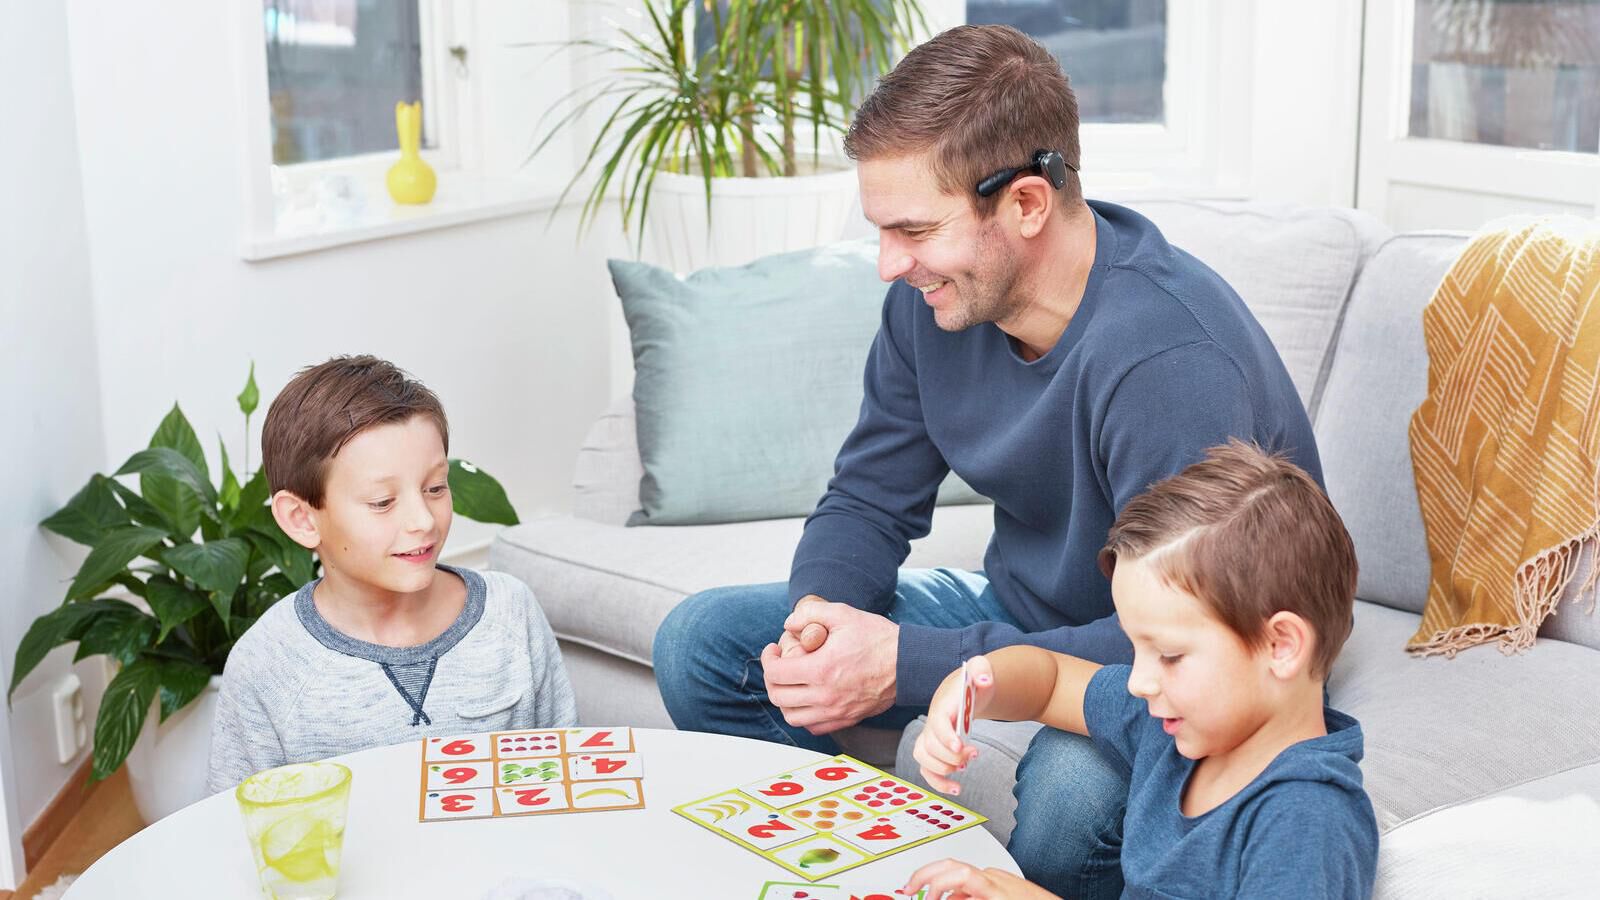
788, 201, 1322, 705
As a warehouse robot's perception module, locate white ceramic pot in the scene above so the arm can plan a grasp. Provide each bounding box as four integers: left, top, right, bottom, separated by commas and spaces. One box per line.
124, 674, 224, 824
641, 157, 861, 274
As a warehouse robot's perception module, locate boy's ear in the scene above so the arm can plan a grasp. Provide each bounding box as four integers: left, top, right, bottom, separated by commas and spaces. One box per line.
1263, 610, 1315, 681
271, 490, 322, 551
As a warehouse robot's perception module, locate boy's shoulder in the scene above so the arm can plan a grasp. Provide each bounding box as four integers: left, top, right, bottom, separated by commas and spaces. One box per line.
221, 583, 325, 682
450, 567, 540, 625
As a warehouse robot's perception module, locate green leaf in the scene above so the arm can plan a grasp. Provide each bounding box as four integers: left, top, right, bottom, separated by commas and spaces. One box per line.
145, 575, 210, 643
9, 600, 129, 698
237, 361, 260, 417
140, 472, 205, 541
151, 404, 209, 484
218, 437, 241, 514
226, 468, 272, 533
74, 607, 158, 667
40, 475, 130, 547
449, 459, 520, 526
107, 479, 175, 535
164, 539, 250, 623
155, 658, 212, 723
243, 527, 317, 588
91, 658, 161, 781
116, 448, 218, 506
67, 526, 168, 601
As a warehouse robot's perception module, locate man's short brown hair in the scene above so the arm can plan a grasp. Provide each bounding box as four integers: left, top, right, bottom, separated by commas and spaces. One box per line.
1099, 441, 1358, 679
843, 24, 1082, 216
261, 355, 449, 507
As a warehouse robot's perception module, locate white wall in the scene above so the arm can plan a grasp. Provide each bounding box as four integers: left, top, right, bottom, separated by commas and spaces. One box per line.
62, 0, 619, 556
0, 0, 115, 884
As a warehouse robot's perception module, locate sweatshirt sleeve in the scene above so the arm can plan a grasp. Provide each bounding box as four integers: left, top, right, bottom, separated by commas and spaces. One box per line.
788, 285, 951, 612
519, 581, 578, 728
206, 654, 286, 795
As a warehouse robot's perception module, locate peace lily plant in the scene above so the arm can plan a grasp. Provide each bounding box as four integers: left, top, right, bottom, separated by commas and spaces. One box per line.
11, 364, 520, 781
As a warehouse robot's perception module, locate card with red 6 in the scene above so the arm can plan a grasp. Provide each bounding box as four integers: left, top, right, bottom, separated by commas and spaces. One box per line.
425, 760, 493, 791
423, 732, 491, 763
740, 770, 830, 809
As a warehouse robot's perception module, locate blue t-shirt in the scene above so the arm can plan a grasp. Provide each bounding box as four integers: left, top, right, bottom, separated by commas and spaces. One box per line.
788, 200, 1322, 704
1084, 666, 1378, 899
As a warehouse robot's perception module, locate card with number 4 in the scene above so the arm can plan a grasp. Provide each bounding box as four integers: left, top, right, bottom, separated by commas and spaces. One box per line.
568, 751, 643, 780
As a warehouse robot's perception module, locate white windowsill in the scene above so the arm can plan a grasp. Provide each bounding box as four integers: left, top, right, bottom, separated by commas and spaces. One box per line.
240, 168, 572, 262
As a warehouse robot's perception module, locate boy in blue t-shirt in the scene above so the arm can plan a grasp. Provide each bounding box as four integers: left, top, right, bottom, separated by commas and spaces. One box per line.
906, 441, 1378, 899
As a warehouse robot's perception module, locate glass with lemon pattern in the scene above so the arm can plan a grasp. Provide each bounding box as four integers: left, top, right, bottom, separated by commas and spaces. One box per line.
236, 762, 353, 899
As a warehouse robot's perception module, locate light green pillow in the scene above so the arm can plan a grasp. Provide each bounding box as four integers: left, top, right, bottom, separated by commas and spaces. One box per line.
611, 240, 982, 526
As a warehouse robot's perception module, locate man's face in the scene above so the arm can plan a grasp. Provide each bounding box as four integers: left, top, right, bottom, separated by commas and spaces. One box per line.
858, 153, 1022, 332
311, 415, 454, 597
1111, 555, 1277, 761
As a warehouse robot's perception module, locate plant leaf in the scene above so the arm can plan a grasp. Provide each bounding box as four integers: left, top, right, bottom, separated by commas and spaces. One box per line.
218, 436, 241, 515
150, 404, 209, 484
67, 526, 168, 601
9, 599, 130, 698
237, 361, 259, 417
116, 448, 218, 507
449, 459, 519, 525
106, 479, 176, 535
40, 475, 130, 547
155, 658, 212, 723
145, 575, 211, 643
243, 527, 317, 588
91, 658, 161, 781
163, 539, 251, 625
74, 606, 159, 667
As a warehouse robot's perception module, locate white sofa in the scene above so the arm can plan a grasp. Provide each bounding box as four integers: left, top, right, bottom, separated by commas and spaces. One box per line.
489, 200, 1600, 896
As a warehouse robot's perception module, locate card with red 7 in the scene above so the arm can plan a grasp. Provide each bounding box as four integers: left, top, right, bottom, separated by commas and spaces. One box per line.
421, 787, 495, 821
567, 751, 643, 781
422, 732, 492, 763
834, 808, 944, 854
493, 783, 571, 816
493, 729, 564, 759
843, 776, 932, 812
424, 760, 493, 791
792, 756, 877, 793
739, 770, 833, 809
564, 727, 634, 753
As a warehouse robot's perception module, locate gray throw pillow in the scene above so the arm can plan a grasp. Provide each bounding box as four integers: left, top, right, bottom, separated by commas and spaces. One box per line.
611, 239, 981, 526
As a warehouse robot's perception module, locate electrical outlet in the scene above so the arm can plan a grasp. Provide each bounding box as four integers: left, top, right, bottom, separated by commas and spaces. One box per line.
52, 673, 85, 765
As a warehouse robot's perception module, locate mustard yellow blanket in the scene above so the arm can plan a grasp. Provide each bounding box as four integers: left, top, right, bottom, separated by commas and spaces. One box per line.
1409, 216, 1600, 657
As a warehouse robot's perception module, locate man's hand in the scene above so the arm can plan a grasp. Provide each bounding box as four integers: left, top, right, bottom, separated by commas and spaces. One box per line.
777, 594, 831, 657
902, 859, 1057, 900
761, 600, 898, 735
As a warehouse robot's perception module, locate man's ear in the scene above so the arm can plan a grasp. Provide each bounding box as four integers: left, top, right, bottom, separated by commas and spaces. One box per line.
1008, 175, 1055, 239
1263, 610, 1316, 681
271, 490, 322, 551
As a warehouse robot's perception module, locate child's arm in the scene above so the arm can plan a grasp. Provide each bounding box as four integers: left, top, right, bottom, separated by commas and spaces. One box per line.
902, 858, 1061, 900
519, 581, 578, 727
206, 674, 286, 795
913, 647, 1101, 795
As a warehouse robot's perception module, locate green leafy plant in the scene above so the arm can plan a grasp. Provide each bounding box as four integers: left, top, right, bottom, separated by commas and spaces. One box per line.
533, 0, 926, 240
11, 364, 521, 781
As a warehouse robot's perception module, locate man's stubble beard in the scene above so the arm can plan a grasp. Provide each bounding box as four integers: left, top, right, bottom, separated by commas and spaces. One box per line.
934, 219, 1022, 333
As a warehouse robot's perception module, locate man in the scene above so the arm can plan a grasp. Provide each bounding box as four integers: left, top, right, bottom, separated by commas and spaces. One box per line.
653, 24, 1321, 898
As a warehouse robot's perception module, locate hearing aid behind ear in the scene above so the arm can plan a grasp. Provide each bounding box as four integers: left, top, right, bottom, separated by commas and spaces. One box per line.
974, 149, 1076, 197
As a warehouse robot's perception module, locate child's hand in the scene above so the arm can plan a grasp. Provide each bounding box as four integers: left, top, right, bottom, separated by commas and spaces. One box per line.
902, 858, 1059, 899
912, 655, 995, 795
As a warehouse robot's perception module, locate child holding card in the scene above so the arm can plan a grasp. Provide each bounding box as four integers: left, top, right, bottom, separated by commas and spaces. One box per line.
205, 356, 576, 793
905, 441, 1378, 899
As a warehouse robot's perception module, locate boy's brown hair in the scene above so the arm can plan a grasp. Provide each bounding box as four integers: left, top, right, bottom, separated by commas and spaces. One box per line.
261, 355, 448, 507
1099, 441, 1358, 679
843, 24, 1081, 217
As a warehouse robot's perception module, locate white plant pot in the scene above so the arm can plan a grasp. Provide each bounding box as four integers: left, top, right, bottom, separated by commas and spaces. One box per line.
642, 157, 862, 274
124, 674, 224, 824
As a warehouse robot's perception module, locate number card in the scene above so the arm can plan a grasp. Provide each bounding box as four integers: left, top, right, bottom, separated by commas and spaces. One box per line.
673, 755, 986, 881
755, 880, 928, 900
417, 726, 645, 822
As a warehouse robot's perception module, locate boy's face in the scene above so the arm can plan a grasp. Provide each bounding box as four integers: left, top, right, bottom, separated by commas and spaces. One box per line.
306, 415, 453, 597
1112, 555, 1276, 761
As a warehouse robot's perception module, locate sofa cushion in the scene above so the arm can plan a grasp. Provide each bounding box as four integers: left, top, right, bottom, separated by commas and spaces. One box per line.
611, 241, 980, 526
489, 503, 995, 665
1121, 199, 1390, 418
1314, 234, 1466, 615
895, 599, 1600, 844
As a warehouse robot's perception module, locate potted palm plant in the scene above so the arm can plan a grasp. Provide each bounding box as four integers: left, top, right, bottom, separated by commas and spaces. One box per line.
537, 0, 927, 272
10, 364, 520, 822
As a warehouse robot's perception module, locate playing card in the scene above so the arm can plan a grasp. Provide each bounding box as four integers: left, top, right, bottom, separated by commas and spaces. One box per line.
493, 783, 572, 816
568, 778, 644, 810
713, 809, 815, 851
496, 757, 564, 787
493, 729, 564, 759
423, 732, 492, 762
739, 770, 832, 809
842, 776, 932, 812
567, 751, 644, 781
424, 760, 493, 791
957, 659, 974, 747
755, 882, 927, 900
421, 787, 495, 821
834, 808, 945, 854
791, 757, 876, 793
564, 727, 634, 752
766, 835, 871, 880
785, 797, 874, 834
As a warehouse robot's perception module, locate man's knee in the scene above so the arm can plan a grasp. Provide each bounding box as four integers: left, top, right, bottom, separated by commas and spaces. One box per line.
653, 583, 784, 692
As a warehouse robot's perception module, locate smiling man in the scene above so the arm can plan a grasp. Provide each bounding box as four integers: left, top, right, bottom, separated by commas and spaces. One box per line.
652, 25, 1321, 897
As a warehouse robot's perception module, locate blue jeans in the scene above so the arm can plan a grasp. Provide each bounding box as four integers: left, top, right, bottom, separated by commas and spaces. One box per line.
652, 568, 1128, 897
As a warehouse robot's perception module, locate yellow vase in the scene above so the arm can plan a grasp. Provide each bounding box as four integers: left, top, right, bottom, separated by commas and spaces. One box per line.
386, 101, 436, 205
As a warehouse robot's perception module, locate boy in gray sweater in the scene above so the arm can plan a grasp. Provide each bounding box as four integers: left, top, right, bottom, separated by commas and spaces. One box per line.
206, 356, 576, 794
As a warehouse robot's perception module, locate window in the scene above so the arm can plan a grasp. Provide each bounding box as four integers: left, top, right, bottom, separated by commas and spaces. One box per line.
1408, 0, 1600, 154
263, 0, 440, 165
966, 0, 1166, 125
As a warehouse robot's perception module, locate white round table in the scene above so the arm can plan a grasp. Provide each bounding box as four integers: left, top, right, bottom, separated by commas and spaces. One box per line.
68, 728, 1018, 898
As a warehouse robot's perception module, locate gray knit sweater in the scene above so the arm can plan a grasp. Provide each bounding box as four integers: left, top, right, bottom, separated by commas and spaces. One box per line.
206, 565, 576, 794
